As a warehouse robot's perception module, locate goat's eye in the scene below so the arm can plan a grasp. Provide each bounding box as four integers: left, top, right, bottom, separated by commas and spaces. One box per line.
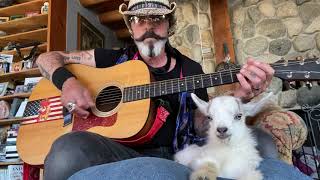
234, 113, 242, 120
207, 116, 213, 121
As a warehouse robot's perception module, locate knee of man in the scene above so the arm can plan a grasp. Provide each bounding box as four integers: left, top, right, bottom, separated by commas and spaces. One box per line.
251, 127, 278, 159
45, 131, 96, 167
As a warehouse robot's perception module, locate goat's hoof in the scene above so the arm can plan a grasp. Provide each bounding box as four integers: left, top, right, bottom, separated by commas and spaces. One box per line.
190, 170, 217, 180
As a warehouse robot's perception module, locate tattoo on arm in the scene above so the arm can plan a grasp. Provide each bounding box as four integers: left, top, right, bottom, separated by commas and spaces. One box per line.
62, 51, 94, 64
38, 64, 51, 80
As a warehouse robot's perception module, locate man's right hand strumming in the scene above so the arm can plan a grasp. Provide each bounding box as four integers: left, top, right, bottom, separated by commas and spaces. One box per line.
61, 77, 95, 119
36, 50, 96, 118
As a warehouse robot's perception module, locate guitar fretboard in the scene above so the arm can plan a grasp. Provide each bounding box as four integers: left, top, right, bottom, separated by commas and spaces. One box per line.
123, 69, 239, 102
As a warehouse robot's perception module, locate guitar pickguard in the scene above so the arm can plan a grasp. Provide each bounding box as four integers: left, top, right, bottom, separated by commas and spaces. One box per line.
72, 113, 117, 131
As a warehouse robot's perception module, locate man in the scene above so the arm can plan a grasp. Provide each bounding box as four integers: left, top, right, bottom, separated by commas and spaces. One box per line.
36, 0, 310, 180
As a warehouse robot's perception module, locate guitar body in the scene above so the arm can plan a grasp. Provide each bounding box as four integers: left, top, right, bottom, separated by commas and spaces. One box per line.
17, 61, 152, 165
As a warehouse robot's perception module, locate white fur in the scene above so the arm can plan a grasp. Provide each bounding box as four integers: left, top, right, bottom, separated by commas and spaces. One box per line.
174, 93, 273, 180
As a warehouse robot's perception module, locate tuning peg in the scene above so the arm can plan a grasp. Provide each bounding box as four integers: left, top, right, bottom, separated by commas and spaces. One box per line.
281, 57, 288, 66
296, 56, 305, 65
312, 81, 318, 87
289, 81, 297, 89
306, 81, 312, 89
316, 57, 320, 64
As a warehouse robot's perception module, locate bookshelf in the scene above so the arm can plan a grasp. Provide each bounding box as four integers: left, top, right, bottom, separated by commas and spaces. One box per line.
0, 118, 24, 126
0, 28, 48, 47
0, 0, 47, 17
0, 0, 67, 172
0, 14, 48, 35
0, 161, 23, 166
0, 43, 47, 56
0, 93, 31, 101
0, 68, 41, 83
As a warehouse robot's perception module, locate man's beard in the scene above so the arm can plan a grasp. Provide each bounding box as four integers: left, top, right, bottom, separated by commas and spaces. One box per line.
134, 31, 168, 58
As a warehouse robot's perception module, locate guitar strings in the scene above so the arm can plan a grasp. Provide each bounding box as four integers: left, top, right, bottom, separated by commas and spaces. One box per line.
96, 61, 320, 101
97, 68, 320, 101
95, 60, 320, 104
95, 71, 320, 105
96, 65, 320, 103
98, 59, 320, 97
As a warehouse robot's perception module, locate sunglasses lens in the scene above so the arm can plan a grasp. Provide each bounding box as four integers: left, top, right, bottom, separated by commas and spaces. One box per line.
129, 15, 166, 24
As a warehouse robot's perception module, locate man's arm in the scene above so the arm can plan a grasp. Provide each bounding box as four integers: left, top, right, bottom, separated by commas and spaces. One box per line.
36, 50, 96, 118
36, 50, 96, 80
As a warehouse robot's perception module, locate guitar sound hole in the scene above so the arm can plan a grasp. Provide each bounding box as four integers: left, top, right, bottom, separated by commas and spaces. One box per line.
96, 86, 122, 112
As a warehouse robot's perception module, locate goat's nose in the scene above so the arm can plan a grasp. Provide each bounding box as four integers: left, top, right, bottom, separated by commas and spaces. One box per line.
217, 127, 228, 134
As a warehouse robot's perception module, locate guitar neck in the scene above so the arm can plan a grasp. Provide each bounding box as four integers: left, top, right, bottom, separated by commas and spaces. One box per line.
123, 58, 320, 102
123, 68, 240, 103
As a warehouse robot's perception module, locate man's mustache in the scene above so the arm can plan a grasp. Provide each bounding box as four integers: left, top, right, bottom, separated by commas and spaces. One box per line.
134, 31, 167, 42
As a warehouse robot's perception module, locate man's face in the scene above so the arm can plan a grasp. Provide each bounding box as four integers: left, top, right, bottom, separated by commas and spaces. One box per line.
130, 15, 170, 58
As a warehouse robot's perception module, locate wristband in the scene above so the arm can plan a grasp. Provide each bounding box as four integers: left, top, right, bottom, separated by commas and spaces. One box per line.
52, 67, 75, 90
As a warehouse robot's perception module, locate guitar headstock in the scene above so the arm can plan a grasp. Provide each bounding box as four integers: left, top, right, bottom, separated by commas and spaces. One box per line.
273, 57, 320, 81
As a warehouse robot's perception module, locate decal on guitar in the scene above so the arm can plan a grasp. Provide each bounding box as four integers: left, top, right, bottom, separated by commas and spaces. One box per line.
72, 113, 117, 131
22, 97, 63, 124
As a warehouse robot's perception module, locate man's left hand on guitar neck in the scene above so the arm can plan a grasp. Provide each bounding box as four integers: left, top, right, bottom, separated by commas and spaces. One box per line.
234, 58, 275, 101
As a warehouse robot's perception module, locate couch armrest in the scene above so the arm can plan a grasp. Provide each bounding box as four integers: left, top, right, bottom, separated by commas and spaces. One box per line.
252, 109, 308, 164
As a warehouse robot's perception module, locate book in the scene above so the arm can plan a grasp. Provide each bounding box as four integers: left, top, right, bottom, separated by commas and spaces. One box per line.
7, 165, 23, 180
15, 100, 28, 118
9, 98, 24, 118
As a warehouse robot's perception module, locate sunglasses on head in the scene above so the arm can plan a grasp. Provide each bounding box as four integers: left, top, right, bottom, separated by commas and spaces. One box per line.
129, 15, 167, 24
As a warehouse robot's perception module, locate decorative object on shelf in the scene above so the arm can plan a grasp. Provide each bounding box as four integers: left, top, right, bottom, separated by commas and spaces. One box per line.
0, 54, 13, 73
15, 99, 27, 118
22, 56, 34, 70
0, 83, 9, 97
11, 62, 22, 72
0, 100, 10, 120
41, 2, 49, 14
77, 14, 105, 50
25, 11, 40, 17
9, 98, 23, 118
14, 85, 24, 94
0, 0, 15, 8
9, 15, 24, 21
0, 17, 9, 23
3, 42, 16, 51
13, 42, 39, 70
0, 30, 7, 37
8, 165, 23, 180
23, 83, 36, 93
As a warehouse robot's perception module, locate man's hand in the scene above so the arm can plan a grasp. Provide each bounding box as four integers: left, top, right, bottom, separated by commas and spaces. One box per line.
61, 77, 95, 118
234, 58, 275, 101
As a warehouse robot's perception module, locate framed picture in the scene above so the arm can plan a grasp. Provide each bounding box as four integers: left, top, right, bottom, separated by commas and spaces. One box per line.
77, 14, 105, 50
9, 15, 24, 21
14, 85, 25, 94
0, 83, 8, 97
11, 62, 22, 72
0, 17, 9, 23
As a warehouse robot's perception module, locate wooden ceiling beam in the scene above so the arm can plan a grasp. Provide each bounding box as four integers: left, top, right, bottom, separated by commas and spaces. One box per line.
79, 0, 113, 7
99, 10, 123, 24
116, 28, 130, 39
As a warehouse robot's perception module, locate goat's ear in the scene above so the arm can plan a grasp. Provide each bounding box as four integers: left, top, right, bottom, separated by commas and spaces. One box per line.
243, 92, 273, 117
191, 93, 209, 116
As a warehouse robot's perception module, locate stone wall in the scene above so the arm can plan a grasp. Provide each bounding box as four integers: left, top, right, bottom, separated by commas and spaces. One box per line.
169, 0, 216, 93
229, 0, 320, 109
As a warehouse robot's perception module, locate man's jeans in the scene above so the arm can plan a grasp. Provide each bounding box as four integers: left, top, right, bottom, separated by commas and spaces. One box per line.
68, 157, 311, 180
44, 128, 304, 180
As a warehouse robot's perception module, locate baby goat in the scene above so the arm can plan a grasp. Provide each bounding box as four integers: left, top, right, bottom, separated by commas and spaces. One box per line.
174, 93, 273, 180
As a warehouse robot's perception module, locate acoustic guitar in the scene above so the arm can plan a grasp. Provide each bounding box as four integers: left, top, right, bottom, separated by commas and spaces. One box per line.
16, 58, 320, 165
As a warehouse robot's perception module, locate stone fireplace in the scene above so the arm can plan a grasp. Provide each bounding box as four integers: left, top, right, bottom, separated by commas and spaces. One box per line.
170, 0, 320, 108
